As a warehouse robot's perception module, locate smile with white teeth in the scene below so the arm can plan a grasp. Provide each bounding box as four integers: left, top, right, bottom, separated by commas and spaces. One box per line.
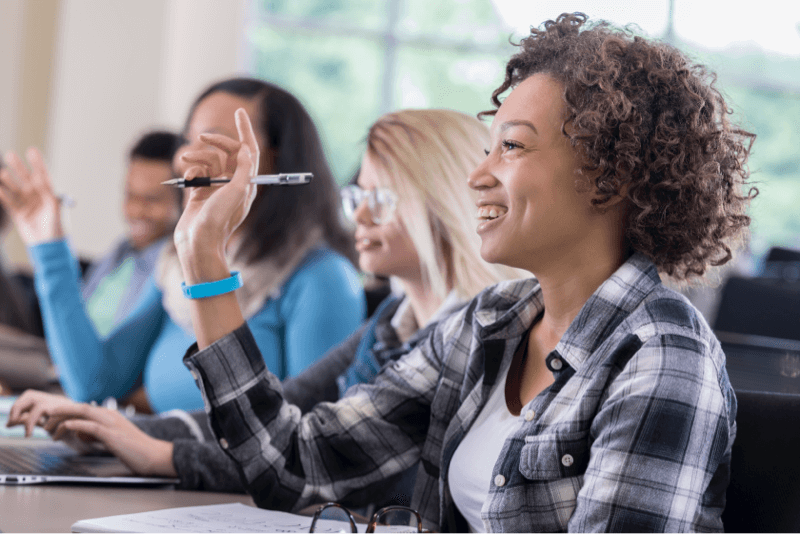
477, 205, 508, 221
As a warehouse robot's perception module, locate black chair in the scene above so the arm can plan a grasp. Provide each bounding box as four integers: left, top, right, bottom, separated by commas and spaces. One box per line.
723, 389, 800, 532
714, 276, 800, 343
762, 247, 800, 283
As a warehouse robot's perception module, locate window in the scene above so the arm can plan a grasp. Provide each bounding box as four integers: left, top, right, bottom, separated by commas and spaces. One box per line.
248, 0, 800, 259
249, 0, 513, 182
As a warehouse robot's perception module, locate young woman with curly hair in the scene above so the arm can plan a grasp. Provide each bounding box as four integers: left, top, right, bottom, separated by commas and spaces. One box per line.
21, 13, 754, 532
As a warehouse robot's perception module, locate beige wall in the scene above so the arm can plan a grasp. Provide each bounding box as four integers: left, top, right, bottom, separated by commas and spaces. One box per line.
0, 0, 60, 267
1, 0, 246, 266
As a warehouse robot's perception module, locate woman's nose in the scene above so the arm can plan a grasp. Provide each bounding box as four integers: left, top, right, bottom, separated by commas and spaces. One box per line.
353, 197, 374, 226
467, 153, 498, 191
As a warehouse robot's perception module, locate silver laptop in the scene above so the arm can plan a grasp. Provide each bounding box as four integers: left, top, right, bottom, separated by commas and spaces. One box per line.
0, 441, 180, 485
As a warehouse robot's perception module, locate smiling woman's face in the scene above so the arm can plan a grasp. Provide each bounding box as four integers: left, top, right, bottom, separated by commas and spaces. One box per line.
467, 73, 605, 273
353, 153, 421, 282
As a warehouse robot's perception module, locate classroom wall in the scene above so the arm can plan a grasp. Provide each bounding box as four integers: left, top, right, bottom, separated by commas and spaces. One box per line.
0, 0, 247, 266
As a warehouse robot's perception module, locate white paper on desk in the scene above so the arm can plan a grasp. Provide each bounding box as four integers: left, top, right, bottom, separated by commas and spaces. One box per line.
71, 502, 372, 533
71, 503, 312, 533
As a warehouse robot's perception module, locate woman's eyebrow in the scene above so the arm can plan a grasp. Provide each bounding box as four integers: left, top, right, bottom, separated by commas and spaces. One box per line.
499, 120, 538, 135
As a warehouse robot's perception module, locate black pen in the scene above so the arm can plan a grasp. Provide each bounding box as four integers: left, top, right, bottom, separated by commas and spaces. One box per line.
161, 173, 313, 188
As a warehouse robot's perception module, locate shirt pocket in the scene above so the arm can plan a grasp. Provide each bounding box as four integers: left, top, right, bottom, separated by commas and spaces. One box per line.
519, 430, 590, 481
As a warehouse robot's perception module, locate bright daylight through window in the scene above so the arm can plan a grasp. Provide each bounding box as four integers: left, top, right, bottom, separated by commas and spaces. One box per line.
249, 0, 800, 264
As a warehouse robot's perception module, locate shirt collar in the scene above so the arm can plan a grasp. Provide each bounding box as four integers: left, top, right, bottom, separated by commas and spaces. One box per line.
555, 252, 661, 370
474, 252, 662, 371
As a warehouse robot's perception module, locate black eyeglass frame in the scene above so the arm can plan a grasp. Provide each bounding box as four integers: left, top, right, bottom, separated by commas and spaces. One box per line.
309, 502, 425, 533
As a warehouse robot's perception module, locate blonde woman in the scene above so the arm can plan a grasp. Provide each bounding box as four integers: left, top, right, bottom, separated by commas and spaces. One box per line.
11, 109, 523, 500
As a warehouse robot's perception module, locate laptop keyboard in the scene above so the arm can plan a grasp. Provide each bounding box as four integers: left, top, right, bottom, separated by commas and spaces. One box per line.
0, 446, 95, 476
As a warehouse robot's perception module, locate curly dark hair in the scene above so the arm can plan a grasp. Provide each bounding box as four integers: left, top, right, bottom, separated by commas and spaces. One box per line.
482, 13, 756, 279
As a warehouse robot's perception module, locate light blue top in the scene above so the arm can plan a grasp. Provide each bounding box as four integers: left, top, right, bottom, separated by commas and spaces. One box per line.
81, 238, 166, 337
30, 240, 365, 413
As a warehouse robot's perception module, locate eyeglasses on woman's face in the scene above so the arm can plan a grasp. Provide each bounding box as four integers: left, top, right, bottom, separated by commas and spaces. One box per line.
309, 502, 427, 533
340, 185, 398, 225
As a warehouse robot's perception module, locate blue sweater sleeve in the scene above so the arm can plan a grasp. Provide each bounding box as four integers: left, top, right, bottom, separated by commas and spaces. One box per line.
277, 250, 366, 378
30, 240, 164, 402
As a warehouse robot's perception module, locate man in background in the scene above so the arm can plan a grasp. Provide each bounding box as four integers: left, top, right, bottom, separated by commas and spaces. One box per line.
81, 131, 183, 337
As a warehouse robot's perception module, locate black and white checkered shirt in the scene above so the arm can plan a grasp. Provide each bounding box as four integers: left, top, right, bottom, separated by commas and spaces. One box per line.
185, 252, 735, 532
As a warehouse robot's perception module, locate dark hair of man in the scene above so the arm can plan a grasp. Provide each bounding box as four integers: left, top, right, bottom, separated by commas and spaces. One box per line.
482, 13, 757, 279
186, 77, 356, 267
128, 130, 185, 207
129, 131, 184, 163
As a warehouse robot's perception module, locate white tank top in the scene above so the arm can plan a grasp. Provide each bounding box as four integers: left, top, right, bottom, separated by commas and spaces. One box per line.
448, 367, 522, 532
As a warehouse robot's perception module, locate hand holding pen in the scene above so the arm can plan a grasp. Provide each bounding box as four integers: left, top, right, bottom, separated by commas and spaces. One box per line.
171, 108, 262, 347
172, 109, 262, 277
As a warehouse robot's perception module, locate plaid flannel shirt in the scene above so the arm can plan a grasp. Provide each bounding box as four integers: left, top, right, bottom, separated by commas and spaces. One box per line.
185, 252, 736, 532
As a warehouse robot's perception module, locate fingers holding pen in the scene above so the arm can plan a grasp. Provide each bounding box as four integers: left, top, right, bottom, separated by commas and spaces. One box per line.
180, 146, 228, 179
197, 133, 241, 157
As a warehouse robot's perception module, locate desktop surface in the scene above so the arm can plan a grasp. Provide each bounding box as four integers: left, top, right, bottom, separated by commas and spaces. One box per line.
0, 438, 255, 532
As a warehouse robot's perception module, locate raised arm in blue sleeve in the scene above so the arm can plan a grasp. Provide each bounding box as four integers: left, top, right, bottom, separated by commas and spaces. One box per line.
30, 240, 164, 402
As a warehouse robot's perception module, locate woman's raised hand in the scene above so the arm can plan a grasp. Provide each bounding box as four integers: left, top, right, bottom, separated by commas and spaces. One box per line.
173, 108, 259, 284
0, 148, 64, 244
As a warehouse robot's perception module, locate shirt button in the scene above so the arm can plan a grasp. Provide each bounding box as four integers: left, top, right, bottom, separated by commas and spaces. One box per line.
550, 358, 563, 371
190, 370, 199, 380
562, 454, 574, 467
524, 409, 536, 422
494, 474, 506, 487
219, 438, 229, 450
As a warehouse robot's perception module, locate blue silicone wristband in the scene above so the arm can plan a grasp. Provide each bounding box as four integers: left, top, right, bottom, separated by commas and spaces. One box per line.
181, 271, 243, 299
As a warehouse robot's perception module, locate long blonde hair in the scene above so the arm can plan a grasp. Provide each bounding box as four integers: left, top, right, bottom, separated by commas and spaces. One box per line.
366, 109, 525, 301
